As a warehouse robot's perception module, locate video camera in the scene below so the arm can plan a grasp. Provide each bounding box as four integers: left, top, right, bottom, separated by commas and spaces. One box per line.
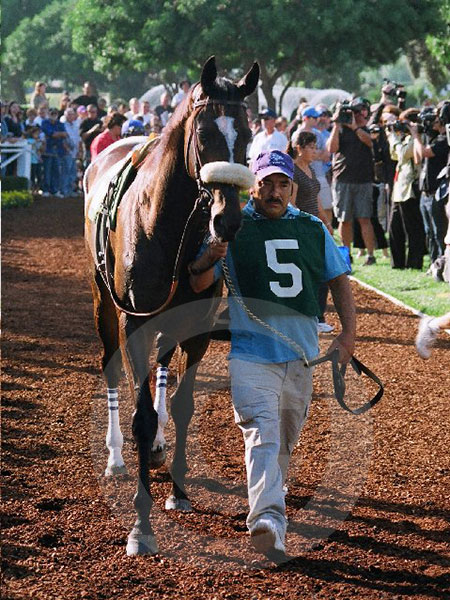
335, 101, 354, 125
418, 107, 438, 136
382, 79, 407, 100
386, 120, 409, 135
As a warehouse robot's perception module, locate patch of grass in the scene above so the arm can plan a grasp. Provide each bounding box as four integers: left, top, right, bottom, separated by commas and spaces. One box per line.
350, 250, 449, 317
2, 190, 34, 209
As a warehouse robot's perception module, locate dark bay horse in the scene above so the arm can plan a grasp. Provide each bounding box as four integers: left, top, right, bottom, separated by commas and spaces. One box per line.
84, 56, 259, 555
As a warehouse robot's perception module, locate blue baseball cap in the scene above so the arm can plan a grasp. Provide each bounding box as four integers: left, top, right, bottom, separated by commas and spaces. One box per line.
251, 150, 294, 181
121, 119, 145, 136
259, 108, 277, 119
301, 106, 320, 118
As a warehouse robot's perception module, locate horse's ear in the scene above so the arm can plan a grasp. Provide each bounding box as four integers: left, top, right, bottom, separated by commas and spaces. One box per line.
237, 62, 260, 99
200, 56, 217, 96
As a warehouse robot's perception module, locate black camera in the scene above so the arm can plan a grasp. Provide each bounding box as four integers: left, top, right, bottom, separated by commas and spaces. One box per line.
336, 101, 354, 124
368, 124, 381, 134
382, 79, 407, 100
418, 107, 438, 136
387, 120, 409, 134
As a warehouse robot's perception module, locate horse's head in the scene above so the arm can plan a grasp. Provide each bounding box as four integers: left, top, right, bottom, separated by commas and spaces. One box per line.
185, 56, 259, 242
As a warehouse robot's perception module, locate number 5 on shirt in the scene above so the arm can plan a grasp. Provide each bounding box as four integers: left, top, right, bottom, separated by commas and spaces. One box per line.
264, 239, 303, 298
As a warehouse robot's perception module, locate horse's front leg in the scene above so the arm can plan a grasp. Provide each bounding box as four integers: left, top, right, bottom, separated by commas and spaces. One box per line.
120, 315, 159, 556
165, 334, 210, 512
149, 334, 177, 469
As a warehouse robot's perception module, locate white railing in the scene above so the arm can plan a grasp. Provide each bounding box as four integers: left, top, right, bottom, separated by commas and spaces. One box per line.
1, 140, 32, 186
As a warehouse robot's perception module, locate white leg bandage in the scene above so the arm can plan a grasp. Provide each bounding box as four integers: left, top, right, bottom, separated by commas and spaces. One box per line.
105, 387, 125, 474
152, 367, 169, 451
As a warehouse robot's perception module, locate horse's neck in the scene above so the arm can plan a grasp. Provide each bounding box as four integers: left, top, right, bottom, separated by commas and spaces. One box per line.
145, 144, 198, 242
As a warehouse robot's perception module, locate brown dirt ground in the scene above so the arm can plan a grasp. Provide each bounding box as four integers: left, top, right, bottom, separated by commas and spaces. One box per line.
2, 197, 450, 600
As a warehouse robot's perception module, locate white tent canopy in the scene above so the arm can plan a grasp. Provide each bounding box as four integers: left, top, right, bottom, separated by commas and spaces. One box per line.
140, 83, 351, 116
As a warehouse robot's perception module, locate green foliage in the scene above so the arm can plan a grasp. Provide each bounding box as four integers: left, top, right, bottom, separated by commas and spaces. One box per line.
351, 251, 450, 317
2, 0, 51, 39
3, 0, 100, 93
1, 176, 30, 191
69, 0, 443, 108
426, 0, 450, 71
1, 190, 34, 209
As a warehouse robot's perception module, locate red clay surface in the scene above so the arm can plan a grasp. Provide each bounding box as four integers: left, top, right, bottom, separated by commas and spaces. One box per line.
2, 197, 450, 599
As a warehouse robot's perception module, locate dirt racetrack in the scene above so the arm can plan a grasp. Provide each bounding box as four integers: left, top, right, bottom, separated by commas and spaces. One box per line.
2, 196, 450, 600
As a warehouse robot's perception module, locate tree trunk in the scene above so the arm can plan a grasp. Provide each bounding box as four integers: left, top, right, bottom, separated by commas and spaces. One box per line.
5, 74, 26, 104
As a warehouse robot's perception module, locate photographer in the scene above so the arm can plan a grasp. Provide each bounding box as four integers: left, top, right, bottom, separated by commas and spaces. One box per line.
370, 81, 407, 126
410, 103, 449, 265
386, 108, 425, 269
327, 97, 376, 265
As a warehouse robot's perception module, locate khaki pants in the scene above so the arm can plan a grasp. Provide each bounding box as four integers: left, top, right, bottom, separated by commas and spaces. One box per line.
229, 358, 313, 537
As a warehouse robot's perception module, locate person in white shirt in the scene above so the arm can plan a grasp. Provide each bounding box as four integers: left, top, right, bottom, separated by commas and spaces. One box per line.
125, 97, 141, 120
171, 80, 191, 109
139, 100, 153, 126
248, 108, 288, 161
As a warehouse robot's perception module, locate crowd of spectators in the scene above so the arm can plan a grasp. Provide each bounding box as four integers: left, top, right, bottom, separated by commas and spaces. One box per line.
1, 78, 449, 283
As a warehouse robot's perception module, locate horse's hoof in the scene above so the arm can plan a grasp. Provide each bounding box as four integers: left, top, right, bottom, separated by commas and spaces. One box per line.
104, 464, 128, 477
149, 445, 167, 470
165, 495, 192, 512
126, 531, 159, 556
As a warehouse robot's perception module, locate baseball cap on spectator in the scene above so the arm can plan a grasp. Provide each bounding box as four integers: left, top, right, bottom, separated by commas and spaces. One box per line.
259, 108, 277, 119
315, 104, 331, 116
77, 105, 87, 115
251, 150, 294, 181
301, 106, 320, 118
121, 119, 145, 136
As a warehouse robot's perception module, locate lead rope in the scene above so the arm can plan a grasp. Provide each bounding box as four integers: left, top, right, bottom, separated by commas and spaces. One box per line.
220, 258, 310, 367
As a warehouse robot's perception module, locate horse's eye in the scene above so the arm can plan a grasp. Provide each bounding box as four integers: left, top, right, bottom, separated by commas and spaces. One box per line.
197, 129, 208, 145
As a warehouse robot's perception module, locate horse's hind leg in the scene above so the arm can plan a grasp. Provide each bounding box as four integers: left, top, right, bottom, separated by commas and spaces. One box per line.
165, 334, 210, 512
120, 315, 159, 556
91, 270, 127, 476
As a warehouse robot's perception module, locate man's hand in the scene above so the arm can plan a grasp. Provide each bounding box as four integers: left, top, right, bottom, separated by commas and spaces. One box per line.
326, 332, 355, 364
206, 240, 228, 262
189, 240, 228, 293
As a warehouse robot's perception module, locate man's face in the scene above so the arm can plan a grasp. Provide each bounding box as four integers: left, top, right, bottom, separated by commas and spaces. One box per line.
143, 101, 150, 114
262, 116, 275, 133
355, 108, 369, 126
87, 107, 97, 120
66, 109, 76, 123
49, 111, 58, 122
251, 172, 292, 219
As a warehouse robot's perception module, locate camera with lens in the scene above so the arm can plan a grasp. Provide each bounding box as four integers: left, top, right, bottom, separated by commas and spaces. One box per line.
418, 107, 438, 136
386, 120, 409, 135
368, 124, 381, 135
336, 101, 354, 124
382, 79, 407, 100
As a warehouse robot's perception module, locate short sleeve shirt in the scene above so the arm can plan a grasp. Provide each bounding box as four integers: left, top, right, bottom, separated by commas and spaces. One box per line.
332, 126, 374, 183
210, 200, 349, 363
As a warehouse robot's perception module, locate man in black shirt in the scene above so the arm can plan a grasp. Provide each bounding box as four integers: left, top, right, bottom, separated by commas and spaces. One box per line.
73, 81, 98, 109
79, 104, 102, 168
411, 109, 449, 263
327, 98, 376, 265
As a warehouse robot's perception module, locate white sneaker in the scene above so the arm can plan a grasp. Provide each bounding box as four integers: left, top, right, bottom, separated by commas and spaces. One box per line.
54, 192, 64, 198
250, 518, 286, 562
415, 316, 438, 359
317, 321, 335, 333
42, 192, 50, 197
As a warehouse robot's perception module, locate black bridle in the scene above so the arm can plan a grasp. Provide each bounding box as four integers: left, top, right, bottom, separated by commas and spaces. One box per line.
185, 97, 248, 218
99, 95, 248, 318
